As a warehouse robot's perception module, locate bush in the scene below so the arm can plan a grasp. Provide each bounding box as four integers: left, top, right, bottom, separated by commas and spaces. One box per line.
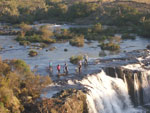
17, 34, 56, 44
28, 50, 38, 57
100, 42, 120, 51
55, 29, 73, 40
19, 41, 31, 46
39, 25, 54, 38
10, 59, 31, 73
92, 23, 102, 33
0, 59, 52, 113
70, 55, 83, 64
122, 34, 136, 40
19, 23, 32, 37
17, 24, 56, 44
69, 35, 84, 47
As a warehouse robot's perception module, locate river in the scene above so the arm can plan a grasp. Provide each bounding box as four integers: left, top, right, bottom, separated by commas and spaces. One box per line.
1, 23, 150, 113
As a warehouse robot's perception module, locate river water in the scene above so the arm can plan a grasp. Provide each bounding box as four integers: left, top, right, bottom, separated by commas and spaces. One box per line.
0, 30, 150, 77
1, 24, 150, 113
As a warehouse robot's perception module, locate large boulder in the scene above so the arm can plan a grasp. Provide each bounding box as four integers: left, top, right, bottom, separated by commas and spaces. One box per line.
36, 89, 88, 113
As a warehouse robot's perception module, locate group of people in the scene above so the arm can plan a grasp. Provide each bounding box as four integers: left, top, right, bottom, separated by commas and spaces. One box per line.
49, 62, 69, 75
49, 54, 88, 75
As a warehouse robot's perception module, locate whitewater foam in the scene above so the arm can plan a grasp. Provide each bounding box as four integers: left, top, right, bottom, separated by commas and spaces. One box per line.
78, 70, 142, 113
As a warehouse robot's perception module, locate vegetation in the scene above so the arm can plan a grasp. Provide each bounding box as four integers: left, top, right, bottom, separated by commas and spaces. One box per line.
19, 41, 31, 46
100, 42, 120, 51
122, 34, 136, 40
101, 3, 150, 37
16, 24, 56, 44
70, 35, 84, 47
70, 55, 83, 64
0, 0, 99, 24
92, 23, 102, 33
0, 58, 51, 113
55, 29, 73, 40
138, 19, 150, 37
0, 0, 149, 39
99, 36, 121, 51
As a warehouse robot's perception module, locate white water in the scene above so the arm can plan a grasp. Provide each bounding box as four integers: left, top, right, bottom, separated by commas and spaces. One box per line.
124, 74, 128, 92
141, 72, 150, 104
123, 62, 150, 105
134, 73, 140, 105
115, 70, 118, 78
79, 70, 142, 113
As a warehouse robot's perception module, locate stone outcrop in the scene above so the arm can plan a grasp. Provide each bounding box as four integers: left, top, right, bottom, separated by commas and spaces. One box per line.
36, 89, 88, 113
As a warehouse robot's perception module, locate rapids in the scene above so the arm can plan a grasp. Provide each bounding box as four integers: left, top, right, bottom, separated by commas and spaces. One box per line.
79, 70, 145, 113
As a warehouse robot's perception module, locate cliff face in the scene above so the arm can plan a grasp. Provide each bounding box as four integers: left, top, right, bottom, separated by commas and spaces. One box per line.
104, 67, 141, 106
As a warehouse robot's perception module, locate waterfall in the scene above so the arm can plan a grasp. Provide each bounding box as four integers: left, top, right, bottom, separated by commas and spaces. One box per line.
123, 74, 128, 91
79, 70, 142, 113
115, 71, 118, 78
134, 73, 140, 106
141, 71, 150, 104
123, 62, 150, 106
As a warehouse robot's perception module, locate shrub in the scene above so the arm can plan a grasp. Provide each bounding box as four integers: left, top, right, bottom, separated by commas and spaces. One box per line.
39, 25, 54, 38
17, 34, 56, 44
100, 42, 120, 51
70, 55, 83, 64
92, 23, 102, 33
16, 24, 56, 44
28, 50, 38, 57
55, 29, 73, 39
19, 23, 32, 37
19, 41, 31, 46
122, 34, 136, 40
0, 59, 52, 113
9, 59, 31, 75
69, 35, 84, 47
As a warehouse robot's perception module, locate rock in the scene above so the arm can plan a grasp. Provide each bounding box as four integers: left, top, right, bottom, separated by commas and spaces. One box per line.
49, 47, 56, 51
9, 46, 13, 48
37, 48, 42, 50
64, 48, 68, 52
36, 89, 88, 113
46, 49, 48, 52
28, 50, 38, 57
0, 46, 2, 51
147, 45, 150, 49
40, 43, 48, 48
